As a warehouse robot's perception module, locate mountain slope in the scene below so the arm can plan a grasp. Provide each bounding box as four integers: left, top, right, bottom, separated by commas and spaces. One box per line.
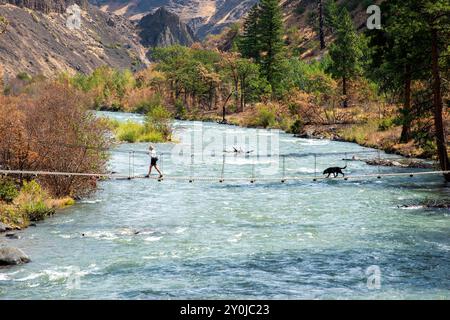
0, 0, 89, 13
138, 6, 196, 48
90, 0, 258, 38
0, 1, 148, 79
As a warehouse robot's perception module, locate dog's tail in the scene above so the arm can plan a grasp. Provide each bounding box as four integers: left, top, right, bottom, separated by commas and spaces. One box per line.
341, 166, 347, 170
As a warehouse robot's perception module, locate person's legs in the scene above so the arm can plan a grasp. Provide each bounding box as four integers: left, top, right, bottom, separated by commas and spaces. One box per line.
146, 165, 153, 177
154, 165, 163, 177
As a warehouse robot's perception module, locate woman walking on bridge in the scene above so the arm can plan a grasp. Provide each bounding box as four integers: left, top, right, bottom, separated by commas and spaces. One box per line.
145, 145, 163, 179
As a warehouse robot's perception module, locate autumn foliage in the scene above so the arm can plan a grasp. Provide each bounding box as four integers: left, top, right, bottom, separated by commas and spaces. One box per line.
0, 81, 112, 197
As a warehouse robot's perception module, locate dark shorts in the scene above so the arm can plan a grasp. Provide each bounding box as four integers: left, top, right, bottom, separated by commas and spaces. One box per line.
151, 157, 158, 166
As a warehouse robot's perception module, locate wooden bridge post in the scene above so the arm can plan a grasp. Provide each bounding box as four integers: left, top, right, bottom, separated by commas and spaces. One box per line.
220, 154, 225, 183
314, 154, 317, 182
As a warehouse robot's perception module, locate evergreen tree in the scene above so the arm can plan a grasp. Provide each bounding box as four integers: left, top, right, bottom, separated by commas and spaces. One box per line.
238, 4, 261, 61
327, 8, 363, 107
423, 0, 450, 180
257, 0, 286, 94
369, 0, 430, 143
318, 0, 326, 49
324, 0, 339, 34
368, 0, 450, 180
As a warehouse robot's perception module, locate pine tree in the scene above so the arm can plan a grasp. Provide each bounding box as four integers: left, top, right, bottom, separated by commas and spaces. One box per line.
257, 0, 286, 94
318, 0, 326, 49
425, 0, 450, 180
327, 8, 363, 108
368, 0, 450, 180
324, 0, 339, 34
238, 4, 261, 61
367, 1, 430, 143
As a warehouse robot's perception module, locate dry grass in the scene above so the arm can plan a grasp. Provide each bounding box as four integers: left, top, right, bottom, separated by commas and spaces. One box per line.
0, 180, 75, 229
339, 121, 429, 158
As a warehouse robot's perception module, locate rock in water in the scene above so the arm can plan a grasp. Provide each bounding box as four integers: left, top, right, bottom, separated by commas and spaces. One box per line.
0, 247, 31, 266
0, 222, 12, 233
5, 233, 20, 240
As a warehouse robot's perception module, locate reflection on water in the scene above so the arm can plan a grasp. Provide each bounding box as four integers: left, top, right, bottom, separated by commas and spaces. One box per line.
0, 112, 449, 299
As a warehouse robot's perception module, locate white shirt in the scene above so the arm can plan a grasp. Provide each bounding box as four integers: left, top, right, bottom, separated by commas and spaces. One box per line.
149, 149, 157, 158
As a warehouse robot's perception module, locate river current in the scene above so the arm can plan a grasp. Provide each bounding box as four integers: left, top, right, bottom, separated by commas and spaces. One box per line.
1, 112, 449, 299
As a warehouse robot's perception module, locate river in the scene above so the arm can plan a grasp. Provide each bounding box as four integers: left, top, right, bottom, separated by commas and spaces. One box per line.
0, 112, 449, 299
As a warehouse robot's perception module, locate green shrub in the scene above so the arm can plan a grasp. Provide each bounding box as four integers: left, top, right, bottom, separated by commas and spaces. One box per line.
174, 99, 186, 118
21, 201, 54, 222
290, 119, 304, 135
17, 72, 32, 82
145, 105, 172, 140
116, 121, 144, 143
0, 15, 9, 33
103, 118, 121, 130
254, 105, 276, 128
134, 93, 164, 114
284, 58, 335, 95
115, 118, 170, 143
70, 66, 136, 111
15, 180, 54, 222
0, 179, 19, 203
138, 131, 165, 143
378, 118, 396, 131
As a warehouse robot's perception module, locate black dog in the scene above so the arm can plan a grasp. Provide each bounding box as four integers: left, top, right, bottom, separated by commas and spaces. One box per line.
323, 166, 347, 178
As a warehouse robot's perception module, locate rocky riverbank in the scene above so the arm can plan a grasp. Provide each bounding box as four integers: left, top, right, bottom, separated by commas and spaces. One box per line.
186, 111, 437, 169
0, 246, 30, 266
0, 223, 32, 266
295, 124, 435, 161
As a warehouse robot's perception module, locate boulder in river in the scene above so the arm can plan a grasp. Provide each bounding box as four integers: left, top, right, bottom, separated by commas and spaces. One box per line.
0, 247, 31, 266
0, 222, 13, 233
5, 233, 20, 240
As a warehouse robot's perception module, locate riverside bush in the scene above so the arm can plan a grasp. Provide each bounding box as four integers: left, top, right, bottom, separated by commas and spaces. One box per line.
145, 105, 172, 141
116, 121, 144, 143
378, 117, 396, 131
0, 83, 111, 197
115, 120, 167, 143
0, 178, 19, 203
254, 105, 276, 128
15, 180, 54, 222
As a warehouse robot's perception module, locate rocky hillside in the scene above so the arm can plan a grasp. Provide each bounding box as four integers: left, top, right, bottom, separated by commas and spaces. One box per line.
282, 0, 384, 59
0, 0, 148, 80
91, 0, 258, 38
0, 0, 88, 13
205, 0, 383, 59
138, 6, 196, 48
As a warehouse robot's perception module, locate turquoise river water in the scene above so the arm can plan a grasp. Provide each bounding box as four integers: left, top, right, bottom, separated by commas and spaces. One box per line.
0, 112, 449, 299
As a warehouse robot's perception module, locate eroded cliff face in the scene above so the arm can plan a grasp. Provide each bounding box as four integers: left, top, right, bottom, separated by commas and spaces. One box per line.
0, 1, 148, 79
91, 0, 258, 38
0, 0, 88, 13
138, 6, 196, 48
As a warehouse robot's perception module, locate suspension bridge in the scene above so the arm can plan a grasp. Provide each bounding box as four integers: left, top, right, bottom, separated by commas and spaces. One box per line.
1, 147, 448, 184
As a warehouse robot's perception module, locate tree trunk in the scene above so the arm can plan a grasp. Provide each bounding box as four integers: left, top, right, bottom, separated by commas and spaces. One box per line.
400, 64, 412, 143
240, 76, 245, 112
221, 92, 233, 124
431, 28, 450, 181
318, 0, 326, 50
342, 75, 348, 108
241, 86, 245, 112
234, 79, 239, 111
